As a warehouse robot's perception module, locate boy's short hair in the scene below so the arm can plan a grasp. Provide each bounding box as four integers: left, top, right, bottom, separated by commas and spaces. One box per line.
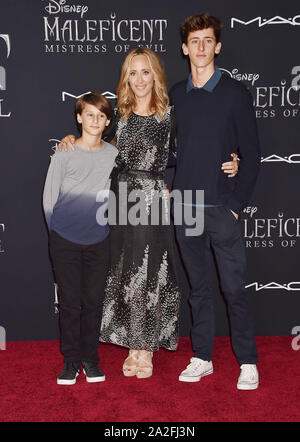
181, 13, 223, 44
76, 92, 113, 121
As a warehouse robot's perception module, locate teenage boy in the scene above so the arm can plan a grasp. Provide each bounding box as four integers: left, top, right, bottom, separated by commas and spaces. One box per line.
43, 93, 118, 385
170, 14, 261, 390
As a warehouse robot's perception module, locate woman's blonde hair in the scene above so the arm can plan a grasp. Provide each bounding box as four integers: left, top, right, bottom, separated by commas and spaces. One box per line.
116, 47, 169, 120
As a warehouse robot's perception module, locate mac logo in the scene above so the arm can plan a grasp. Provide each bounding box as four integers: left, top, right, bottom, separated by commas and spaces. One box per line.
246, 282, 300, 292
231, 16, 300, 28
62, 91, 117, 101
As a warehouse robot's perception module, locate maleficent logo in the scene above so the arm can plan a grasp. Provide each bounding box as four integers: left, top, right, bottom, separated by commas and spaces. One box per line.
243, 207, 300, 248
0, 34, 9, 90
221, 66, 300, 119
42, 0, 168, 53
0, 34, 11, 117
0, 223, 5, 253
0, 34, 10, 60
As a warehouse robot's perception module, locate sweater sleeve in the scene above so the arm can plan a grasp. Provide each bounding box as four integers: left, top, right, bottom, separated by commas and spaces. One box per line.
226, 86, 261, 213
43, 152, 66, 230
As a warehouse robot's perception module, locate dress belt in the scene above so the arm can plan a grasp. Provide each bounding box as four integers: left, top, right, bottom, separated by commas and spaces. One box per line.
119, 168, 165, 180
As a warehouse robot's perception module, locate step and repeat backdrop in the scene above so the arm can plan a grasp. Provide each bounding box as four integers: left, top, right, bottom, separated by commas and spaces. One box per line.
0, 0, 299, 341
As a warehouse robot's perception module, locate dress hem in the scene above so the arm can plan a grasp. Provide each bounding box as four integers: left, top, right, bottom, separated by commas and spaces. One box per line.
99, 338, 178, 353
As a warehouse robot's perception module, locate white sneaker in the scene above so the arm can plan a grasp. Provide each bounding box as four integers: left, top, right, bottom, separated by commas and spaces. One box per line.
237, 364, 259, 390
179, 357, 213, 382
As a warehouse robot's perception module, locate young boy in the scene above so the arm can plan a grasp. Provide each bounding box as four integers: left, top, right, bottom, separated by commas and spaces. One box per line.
170, 14, 261, 390
43, 93, 118, 385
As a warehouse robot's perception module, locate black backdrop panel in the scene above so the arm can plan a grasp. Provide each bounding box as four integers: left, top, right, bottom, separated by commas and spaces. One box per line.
0, 0, 299, 341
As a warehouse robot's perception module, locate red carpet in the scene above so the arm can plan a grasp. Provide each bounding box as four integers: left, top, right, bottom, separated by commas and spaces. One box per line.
0, 337, 299, 422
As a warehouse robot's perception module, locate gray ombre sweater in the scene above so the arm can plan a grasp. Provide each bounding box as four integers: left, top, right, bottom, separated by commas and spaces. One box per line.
43, 142, 118, 245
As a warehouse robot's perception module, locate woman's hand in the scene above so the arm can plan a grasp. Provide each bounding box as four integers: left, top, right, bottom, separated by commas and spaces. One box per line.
56, 134, 76, 152
221, 153, 239, 178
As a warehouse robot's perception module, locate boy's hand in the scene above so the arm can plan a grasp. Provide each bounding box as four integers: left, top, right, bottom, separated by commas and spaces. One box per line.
56, 135, 76, 152
163, 185, 169, 199
221, 153, 239, 178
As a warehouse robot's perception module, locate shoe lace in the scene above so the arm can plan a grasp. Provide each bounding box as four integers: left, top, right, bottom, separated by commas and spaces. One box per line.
187, 357, 205, 372
240, 364, 257, 380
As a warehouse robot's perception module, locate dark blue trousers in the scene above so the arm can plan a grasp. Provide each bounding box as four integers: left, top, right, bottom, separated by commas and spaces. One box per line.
176, 206, 258, 365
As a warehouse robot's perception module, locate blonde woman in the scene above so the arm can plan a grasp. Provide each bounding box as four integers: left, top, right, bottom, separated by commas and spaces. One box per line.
99, 47, 179, 378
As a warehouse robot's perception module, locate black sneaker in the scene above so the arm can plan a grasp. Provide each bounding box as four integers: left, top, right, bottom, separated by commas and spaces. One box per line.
57, 362, 81, 385
82, 361, 105, 383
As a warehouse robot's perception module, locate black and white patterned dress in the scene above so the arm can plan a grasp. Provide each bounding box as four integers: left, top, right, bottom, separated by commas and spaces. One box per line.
100, 106, 180, 352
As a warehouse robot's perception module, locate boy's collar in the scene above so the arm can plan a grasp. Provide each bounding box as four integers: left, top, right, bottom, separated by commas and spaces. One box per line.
186, 66, 222, 93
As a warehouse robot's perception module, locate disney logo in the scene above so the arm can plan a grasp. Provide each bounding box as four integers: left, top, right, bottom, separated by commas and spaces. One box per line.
243, 206, 258, 218
43, 0, 88, 19
220, 68, 260, 86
